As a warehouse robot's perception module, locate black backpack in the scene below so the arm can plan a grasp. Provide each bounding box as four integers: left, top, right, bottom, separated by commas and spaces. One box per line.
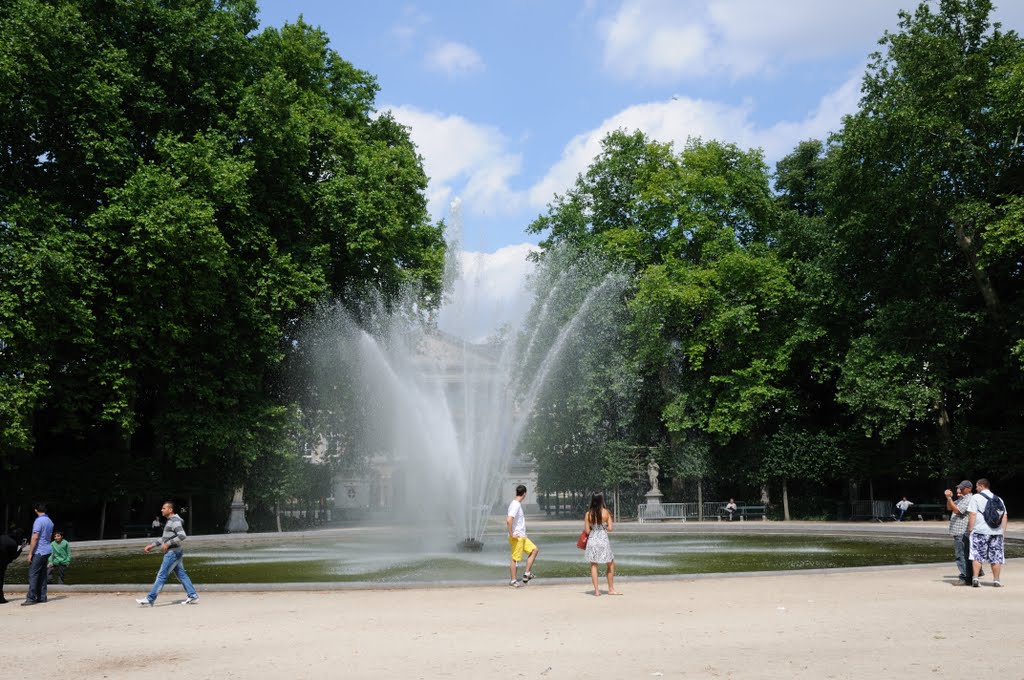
981, 491, 1006, 529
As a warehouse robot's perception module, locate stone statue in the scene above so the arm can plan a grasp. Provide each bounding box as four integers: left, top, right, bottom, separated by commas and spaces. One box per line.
647, 459, 660, 494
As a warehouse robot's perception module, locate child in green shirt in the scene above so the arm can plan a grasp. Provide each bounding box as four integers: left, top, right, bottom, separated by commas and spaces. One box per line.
47, 531, 71, 584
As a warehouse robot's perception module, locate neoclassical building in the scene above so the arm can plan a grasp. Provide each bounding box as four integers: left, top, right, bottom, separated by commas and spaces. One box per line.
331, 329, 538, 518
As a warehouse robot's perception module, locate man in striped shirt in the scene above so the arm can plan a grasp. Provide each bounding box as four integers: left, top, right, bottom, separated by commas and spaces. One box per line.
136, 500, 199, 606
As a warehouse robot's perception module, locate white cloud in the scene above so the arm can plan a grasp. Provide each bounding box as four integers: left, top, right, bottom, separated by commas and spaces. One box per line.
388, 66, 862, 226
753, 68, 863, 159
385, 105, 526, 219
528, 97, 752, 206
436, 243, 538, 342
599, 0, 908, 82
423, 72, 863, 340
528, 68, 863, 205
425, 41, 485, 78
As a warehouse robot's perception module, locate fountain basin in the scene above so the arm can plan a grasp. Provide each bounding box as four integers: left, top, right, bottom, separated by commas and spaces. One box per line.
11, 526, 1019, 585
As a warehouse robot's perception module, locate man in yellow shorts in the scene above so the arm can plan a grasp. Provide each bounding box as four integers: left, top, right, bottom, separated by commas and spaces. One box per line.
507, 484, 539, 587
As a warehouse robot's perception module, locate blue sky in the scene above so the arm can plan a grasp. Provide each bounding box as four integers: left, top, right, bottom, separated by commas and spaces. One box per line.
254, 0, 1024, 339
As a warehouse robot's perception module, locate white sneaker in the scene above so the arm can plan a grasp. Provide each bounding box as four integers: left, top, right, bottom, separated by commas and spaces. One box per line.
509, 579, 522, 588
136, 598, 153, 607
181, 595, 199, 605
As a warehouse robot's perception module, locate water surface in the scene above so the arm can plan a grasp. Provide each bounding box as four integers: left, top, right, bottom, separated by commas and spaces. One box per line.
16, 531, 1018, 584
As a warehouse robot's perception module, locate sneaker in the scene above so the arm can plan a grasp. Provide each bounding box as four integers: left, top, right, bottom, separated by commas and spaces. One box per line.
509, 579, 522, 588
522, 571, 535, 582
136, 598, 153, 607
181, 595, 199, 605
972, 578, 981, 588
993, 581, 1003, 588
20, 599, 38, 606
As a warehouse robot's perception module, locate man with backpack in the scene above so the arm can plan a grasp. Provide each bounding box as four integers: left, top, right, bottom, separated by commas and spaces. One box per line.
967, 478, 1008, 588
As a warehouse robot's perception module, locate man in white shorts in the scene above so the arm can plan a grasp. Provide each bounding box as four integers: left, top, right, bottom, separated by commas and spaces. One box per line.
967, 478, 1008, 588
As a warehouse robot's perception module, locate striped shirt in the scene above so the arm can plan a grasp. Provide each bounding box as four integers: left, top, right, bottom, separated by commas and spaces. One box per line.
148, 514, 187, 549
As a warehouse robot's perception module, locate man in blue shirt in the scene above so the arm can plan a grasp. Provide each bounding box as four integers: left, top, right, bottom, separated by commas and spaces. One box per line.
23, 501, 54, 606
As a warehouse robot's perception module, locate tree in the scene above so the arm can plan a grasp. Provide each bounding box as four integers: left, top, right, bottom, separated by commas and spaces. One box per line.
528, 130, 677, 268
825, 0, 1024, 476
759, 428, 844, 520
0, 1, 445, 531
514, 246, 638, 500
527, 132, 816, 497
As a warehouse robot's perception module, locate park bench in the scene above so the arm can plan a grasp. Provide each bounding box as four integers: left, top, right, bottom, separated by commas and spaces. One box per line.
735, 505, 767, 521
638, 502, 770, 523
121, 523, 156, 539
907, 503, 947, 521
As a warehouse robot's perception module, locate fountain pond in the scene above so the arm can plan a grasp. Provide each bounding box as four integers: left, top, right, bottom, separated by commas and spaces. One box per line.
20, 528, 1021, 585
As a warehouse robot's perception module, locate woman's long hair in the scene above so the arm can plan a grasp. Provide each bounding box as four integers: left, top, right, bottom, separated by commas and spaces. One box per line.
587, 493, 605, 527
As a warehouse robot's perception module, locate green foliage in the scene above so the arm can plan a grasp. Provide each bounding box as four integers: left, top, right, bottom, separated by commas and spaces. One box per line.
823, 0, 1024, 469
524, 0, 1024, 504
760, 427, 844, 483
0, 1, 445, 517
516, 249, 638, 495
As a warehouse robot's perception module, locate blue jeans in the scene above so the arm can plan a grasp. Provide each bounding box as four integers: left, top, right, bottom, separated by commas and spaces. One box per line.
27, 553, 49, 602
145, 548, 197, 603
954, 534, 968, 581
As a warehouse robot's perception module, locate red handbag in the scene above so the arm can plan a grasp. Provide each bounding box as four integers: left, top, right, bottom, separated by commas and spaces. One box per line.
576, 530, 588, 549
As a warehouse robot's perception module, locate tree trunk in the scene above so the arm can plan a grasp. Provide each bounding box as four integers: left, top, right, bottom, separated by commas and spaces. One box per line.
98, 500, 107, 540
276, 500, 283, 532
187, 495, 194, 536
697, 477, 704, 521
782, 479, 790, 521
936, 393, 952, 458
954, 220, 1002, 322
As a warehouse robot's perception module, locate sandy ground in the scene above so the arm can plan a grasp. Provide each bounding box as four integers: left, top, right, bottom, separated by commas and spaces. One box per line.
2, 561, 1022, 679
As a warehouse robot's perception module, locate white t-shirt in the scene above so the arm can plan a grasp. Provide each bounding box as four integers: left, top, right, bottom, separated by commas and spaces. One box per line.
896, 500, 913, 511
968, 491, 1006, 536
507, 499, 526, 537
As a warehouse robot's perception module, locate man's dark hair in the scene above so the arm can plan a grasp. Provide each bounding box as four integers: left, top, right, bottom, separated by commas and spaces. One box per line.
163, 500, 176, 511
515, 484, 527, 497
32, 501, 46, 513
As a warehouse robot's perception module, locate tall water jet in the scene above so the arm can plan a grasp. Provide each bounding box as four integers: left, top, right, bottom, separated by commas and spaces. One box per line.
297, 200, 629, 548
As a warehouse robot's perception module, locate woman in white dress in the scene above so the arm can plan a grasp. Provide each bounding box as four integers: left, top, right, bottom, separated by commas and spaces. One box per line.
583, 493, 621, 596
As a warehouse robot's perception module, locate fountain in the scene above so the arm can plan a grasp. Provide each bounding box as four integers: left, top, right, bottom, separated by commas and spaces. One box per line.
299, 200, 629, 549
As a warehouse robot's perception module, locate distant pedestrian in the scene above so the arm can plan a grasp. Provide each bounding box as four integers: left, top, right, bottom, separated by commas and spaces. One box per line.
725, 498, 737, 521
896, 496, 914, 521
506, 484, 538, 588
583, 493, 620, 597
47, 531, 71, 584
1, 529, 27, 604
967, 478, 1008, 587
136, 500, 199, 606
23, 501, 54, 606
150, 516, 162, 536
